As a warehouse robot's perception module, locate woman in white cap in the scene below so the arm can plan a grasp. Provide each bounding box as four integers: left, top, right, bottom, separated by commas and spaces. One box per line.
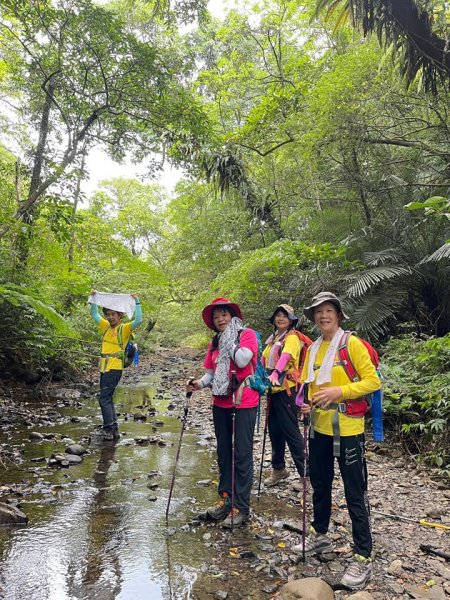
294, 292, 380, 591
261, 304, 308, 487
187, 297, 259, 528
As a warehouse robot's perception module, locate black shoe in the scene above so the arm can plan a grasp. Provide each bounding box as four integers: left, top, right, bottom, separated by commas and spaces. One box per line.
102, 427, 114, 441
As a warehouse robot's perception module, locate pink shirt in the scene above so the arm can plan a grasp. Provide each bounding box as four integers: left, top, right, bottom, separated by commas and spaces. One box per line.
203, 328, 260, 409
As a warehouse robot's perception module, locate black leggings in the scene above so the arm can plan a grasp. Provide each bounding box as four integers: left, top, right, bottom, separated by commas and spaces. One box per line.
268, 389, 307, 477
309, 430, 372, 558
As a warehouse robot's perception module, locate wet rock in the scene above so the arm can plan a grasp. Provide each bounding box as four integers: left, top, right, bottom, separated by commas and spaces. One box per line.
278, 577, 334, 599
133, 411, 147, 421
347, 593, 375, 599
214, 591, 228, 600
65, 444, 87, 456
51, 453, 83, 466
148, 496, 157, 502
30, 457, 46, 463
0, 502, 28, 525
29, 432, 44, 441
147, 470, 160, 479
196, 480, 212, 487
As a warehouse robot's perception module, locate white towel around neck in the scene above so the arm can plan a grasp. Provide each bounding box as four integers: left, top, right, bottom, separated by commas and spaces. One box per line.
304, 327, 344, 385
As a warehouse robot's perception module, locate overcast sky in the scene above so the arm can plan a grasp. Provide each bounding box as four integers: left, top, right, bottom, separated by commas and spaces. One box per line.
83, 0, 236, 197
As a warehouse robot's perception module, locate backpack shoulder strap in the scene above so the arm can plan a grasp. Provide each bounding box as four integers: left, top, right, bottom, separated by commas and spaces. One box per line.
117, 324, 124, 349
338, 331, 359, 382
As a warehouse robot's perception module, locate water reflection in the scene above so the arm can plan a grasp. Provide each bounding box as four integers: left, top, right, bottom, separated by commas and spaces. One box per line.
78, 444, 122, 599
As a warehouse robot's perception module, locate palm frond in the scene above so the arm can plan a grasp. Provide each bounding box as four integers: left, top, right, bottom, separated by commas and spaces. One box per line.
0, 284, 73, 334
419, 243, 450, 264
363, 248, 404, 267
347, 266, 411, 297
345, 292, 403, 338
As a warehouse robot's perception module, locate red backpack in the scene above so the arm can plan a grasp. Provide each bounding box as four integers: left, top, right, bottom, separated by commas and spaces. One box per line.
282, 330, 313, 395
337, 331, 379, 417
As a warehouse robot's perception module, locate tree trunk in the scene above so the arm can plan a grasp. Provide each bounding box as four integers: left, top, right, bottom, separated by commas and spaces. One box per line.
351, 150, 371, 227
14, 82, 55, 269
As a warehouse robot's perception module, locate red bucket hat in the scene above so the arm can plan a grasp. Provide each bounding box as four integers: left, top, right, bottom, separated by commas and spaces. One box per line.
201, 297, 243, 330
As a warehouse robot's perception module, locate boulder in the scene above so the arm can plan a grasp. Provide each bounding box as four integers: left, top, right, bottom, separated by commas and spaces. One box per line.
65, 444, 87, 456
0, 502, 28, 525
277, 577, 334, 600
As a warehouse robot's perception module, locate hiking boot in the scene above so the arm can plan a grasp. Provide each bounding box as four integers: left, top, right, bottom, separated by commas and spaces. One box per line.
291, 477, 309, 493
264, 467, 289, 487
340, 554, 373, 590
102, 427, 114, 441
222, 508, 249, 529
112, 427, 121, 440
206, 493, 231, 520
292, 526, 333, 555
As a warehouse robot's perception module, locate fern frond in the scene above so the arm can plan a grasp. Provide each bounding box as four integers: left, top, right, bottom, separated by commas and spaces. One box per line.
0, 284, 73, 334
347, 266, 411, 297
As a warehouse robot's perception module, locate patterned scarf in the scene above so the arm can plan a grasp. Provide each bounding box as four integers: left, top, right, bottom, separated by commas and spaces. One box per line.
212, 317, 244, 396
304, 327, 344, 385
265, 329, 289, 370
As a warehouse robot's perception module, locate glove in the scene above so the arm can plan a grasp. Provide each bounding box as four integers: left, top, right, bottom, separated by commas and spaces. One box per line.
269, 370, 281, 387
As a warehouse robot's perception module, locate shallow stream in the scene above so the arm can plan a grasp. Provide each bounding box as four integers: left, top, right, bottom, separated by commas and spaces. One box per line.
0, 374, 223, 599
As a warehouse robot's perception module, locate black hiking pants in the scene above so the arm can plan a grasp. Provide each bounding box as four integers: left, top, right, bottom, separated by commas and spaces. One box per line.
99, 369, 122, 429
268, 389, 307, 477
309, 430, 372, 558
213, 405, 258, 515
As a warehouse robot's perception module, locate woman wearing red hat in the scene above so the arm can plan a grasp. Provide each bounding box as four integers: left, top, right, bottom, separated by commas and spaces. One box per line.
187, 297, 259, 528
261, 304, 308, 487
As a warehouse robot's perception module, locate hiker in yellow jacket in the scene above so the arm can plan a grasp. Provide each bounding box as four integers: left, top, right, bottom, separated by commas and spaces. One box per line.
294, 292, 380, 591
89, 290, 142, 441
261, 304, 307, 487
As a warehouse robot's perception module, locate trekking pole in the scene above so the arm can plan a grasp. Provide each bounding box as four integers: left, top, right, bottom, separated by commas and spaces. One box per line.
257, 392, 271, 501
301, 413, 309, 563
230, 385, 237, 530
373, 511, 450, 530
165, 388, 193, 522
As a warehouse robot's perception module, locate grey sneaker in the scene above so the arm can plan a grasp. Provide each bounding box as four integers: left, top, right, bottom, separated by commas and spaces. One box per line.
292, 526, 333, 555
206, 493, 231, 520
340, 554, 373, 590
222, 508, 249, 529
264, 467, 289, 487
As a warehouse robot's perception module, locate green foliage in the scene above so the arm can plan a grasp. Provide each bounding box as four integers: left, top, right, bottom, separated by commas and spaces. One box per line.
381, 334, 450, 471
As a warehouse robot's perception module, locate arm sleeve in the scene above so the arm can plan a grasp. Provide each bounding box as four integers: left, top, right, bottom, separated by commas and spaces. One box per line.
340, 337, 381, 400
274, 352, 291, 373
232, 329, 257, 368
200, 370, 214, 388
131, 303, 142, 330
90, 303, 101, 324
233, 346, 254, 368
